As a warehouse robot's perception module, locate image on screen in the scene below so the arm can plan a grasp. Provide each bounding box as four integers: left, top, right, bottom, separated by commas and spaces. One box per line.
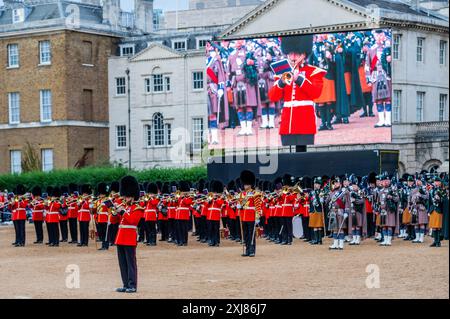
206, 29, 393, 150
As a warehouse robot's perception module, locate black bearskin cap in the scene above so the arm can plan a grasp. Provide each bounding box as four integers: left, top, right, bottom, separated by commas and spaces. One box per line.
96, 182, 108, 196
211, 180, 224, 193
110, 181, 120, 193
31, 186, 42, 197
179, 181, 190, 192
281, 34, 313, 57
120, 175, 140, 200
147, 182, 158, 194
81, 184, 91, 195
240, 170, 256, 187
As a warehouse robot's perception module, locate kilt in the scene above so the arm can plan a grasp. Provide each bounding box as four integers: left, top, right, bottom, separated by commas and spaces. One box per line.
402, 208, 411, 224
344, 72, 352, 95
358, 66, 372, 93
351, 212, 363, 228
429, 211, 442, 229
415, 206, 429, 225
309, 212, 324, 228
331, 210, 347, 232
314, 78, 336, 104
380, 212, 396, 228
375, 213, 381, 226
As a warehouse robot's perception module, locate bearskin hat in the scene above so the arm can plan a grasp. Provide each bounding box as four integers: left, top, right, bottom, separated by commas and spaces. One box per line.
368, 172, 377, 184
211, 180, 224, 193
60, 185, 69, 194
69, 183, 79, 194
161, 182, 170, 195
262, 180, 270, 192
227, 180, 236, 192
15, 184, 26, 196
282, 174, 294, 187
281, 34, 313, 57
52, 186, 61, 198
273, 176, 283, 190
96, 182, 108, 196
120, 175, 140, 200
81, 184, 91, 195
147, 182, 158, 194
110, 181, 120, 193
31, 186, 42, 197
46, 186, 54, 196
240, 170, 256, 187
179, 180, 190, 192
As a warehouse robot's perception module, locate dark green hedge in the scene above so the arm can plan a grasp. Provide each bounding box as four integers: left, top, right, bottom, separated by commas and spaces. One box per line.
0, 166, 207, 192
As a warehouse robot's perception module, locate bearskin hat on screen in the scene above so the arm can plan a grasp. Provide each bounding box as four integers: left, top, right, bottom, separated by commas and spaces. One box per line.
156, 181, 163, 191
280, 34, 313, 57
235, 178, 242, 191
96, 182, 108, 196
313, 176, 323, 185
110, 181, 120, 193
301, 176, 312, 189
262, 181, 270, 192
211, 180, 224, 193
240, 170, 256, 187
120, 175, 140, 200
81, 184, 91, 195
147, 182, 158, 194
368, 172, 377, 184
31, 186, 42, 197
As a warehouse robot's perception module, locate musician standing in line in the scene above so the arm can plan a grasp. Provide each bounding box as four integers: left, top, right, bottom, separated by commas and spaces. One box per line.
45, 188, 61, 247
77, 184, 92, 247
327, 177, 351, 250
144, 183, 159, 246
410, 178, 429, 244
238, 170, 258, 257
96, 183, 109, 250
429, 177, 446, 247
348, 176, 367, 246
31, 186, 45, 244
115, 175, 144, 294
308, 177, 326, 245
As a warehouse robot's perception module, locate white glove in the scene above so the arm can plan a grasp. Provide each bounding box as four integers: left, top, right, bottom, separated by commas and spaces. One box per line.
217, 88, 224, 98
343, 212, 349, 219
236, 204, 242, 209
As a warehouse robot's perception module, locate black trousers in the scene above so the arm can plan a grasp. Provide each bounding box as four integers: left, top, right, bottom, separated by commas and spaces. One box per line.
13, 220, 18, 244
79, 221, 89, 245
108, 223, 119, 244
117, 245, 137, 289
59, 220, 68, 241
137, 218, 145, 242
34, 220, 44, 242
235, 217, 242, 240
158, 220, 168, 241
168, 219, 175, 240
15, 220, 26, 245
207, 220, 220, 245
198, 216, 207, 241
302, 216, 311, 240
193, 217, 200, 235
366, 213, 375, 237
144, 221, 157, 244
47, 222, 59, 245
68, 218, 78, 242
221, 217, 228, 230
97, 222, 107, 242
242, 221, 256, 255
282, 217, 293, 244
228, 218, 236, 239
273, 217, 281, 241
177, 220, 188, 245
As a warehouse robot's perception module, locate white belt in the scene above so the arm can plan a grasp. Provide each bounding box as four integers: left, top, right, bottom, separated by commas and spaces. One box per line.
119, 225, 137, 229
16, 208, 26, 211
269, 206, 275, 209
283, 101, 313, 108
177, 207, 190, 210
145, 209, 157, 212
282, 204, 293, 207
47, 212, 59, 215
33, 210, 43, 213
98, 212, 108, 215
68, 207, 75, 210
244, 207, 255, 210
208, 208, 221, 211
79, 209, 90, 213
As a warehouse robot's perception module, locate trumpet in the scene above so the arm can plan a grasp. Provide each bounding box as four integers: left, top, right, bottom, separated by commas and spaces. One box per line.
281, 71, 293, 85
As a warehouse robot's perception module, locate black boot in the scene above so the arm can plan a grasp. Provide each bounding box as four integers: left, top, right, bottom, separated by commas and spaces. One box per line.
360, 105, 368, 117
310, 231, 318, 245
318, 229, 323, 245
436, 230, 441, 247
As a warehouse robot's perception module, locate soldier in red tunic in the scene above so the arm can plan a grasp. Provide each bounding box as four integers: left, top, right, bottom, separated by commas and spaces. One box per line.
96, 183, 109, 250
269, 35, 326, 146
115, 175, 144, 294
238, 170, 258, 257
144, 183, 159, 246
207, 181, 224, 247
77, 184, 92, 247
67, 184, 79, 244
31, 186, 45, 244
11, 184, 28, 247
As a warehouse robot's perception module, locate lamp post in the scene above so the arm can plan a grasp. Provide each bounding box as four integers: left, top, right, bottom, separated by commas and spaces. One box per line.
126, 68, 131, 170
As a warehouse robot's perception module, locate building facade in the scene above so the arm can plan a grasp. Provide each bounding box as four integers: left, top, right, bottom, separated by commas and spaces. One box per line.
0, 0, 151, 174
218, 0, 449, 174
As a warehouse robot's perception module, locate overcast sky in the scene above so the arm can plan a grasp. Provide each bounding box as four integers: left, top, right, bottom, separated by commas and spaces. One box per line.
121, 0, 189, 12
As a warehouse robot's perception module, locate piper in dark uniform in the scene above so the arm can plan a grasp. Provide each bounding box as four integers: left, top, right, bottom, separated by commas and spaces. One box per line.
115, 175, 144, 293
327, 177, 351, 250
348, 176, 367, 245
428, 177, 445, 247
308, 177, 326, 245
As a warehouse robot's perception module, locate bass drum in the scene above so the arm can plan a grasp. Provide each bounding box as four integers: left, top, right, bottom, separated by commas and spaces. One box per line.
292, 215, 303, 239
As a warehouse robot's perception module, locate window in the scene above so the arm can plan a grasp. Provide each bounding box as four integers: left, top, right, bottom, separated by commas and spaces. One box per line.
41, 149, 53, 172
10, 150, 22, 174
393, 34, 401, 60
8, 92, 20, 124
197, 39, 209, 50
12, 8, 24, 24
82, 89, 93, 121
39, 40, 51, 64
416, 92, 425, 122
153, 74, 164, 92
145, 124, 152, 147
192, 118, 204, 151
7, 44, 19, 67
121, 12, 134, 28
165, 76, 171, 91
40, 90, 52, 122
439, 40, 447, 65
82, 41, 93, 64
153, 9, 162, 31
116, 125, 127, 148
166, 123, 171, 146
145, 78, 152, 93
116, 77, 126, 95
173, 40, 186, 51
416, 37, 424, 62
193, 71, 204, 90
153, 113, 165, 146
120, 45, 135, 57
393, 90, 402, 123
439, 94, 447, 121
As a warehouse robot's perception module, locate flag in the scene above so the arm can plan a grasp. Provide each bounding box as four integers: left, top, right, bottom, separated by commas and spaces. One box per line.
270, 59, 292, 76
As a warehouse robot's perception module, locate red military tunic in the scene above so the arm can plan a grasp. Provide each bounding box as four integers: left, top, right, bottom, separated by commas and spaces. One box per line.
78, 199, 91, 222
67, 197, 79, 219
96, 198, 109, 224
176, 196, 192, 221
207, 198, 223, 221
110, 197, 123, 224
168, 199, 177, 220
240, 193, 256, 222
269, 65, 326, 136
32, 200, 45, 222
281, 193, 296, 217
157, 198, 168, 221
115, 203, 144, 246
226, 201, 236, 220
59, 198, 68, 221
144, 197, 159, 222
45, 201, 61, 223
12, 199, 28, 221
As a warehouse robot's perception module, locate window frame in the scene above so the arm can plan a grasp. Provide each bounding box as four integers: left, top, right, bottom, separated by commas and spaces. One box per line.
393, 90, 402, 123
116, 77, 126, 96
41, 149, 54, 172
192, 71, 204, 91
116, 125, 127, 149
120, 44, 135, 57
40, 89, 52, 123
439, 94, 447, 122
192, 117, 204, 152
10, 150, 22, 174
172, 39, 187, 51
416, 37, 425, 63
7, 43, 19, 68
392, 34, 401, 60
39, 40, 51, 65
416, 91, 425, 122
439, 40, 447, 66
8, 92, 20, 124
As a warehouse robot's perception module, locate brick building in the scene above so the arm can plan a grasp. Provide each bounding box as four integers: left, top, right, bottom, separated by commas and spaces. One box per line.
0, 0, 150, 174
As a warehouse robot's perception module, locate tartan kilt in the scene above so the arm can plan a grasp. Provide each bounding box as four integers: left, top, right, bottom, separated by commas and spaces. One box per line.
402, 207, 412, 224
429, 211, 443, 229
309, 212, 324, 228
